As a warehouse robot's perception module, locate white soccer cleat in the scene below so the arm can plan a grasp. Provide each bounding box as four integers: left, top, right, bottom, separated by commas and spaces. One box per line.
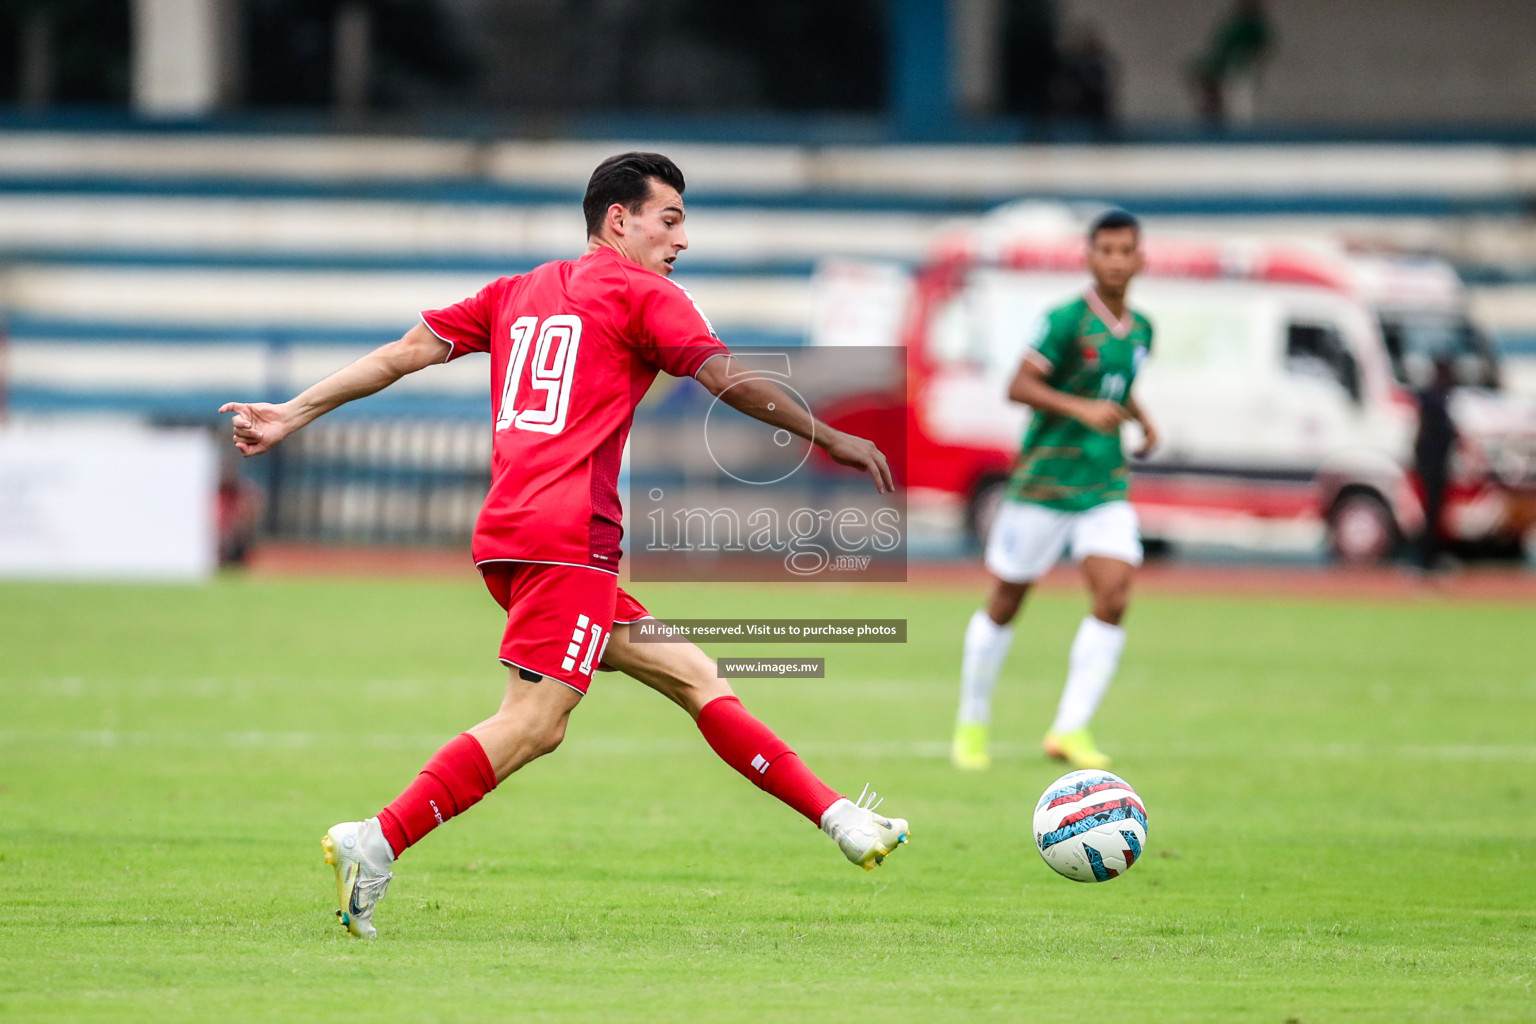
321, 818, 395, 939
821, 784, 910, 871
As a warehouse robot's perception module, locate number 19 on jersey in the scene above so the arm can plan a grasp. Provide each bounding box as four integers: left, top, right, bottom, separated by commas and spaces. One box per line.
496, 315, 583, 435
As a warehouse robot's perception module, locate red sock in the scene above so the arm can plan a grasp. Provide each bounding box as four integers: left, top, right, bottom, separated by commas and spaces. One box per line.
695, 696, 841, 825
376, 732, 497, 857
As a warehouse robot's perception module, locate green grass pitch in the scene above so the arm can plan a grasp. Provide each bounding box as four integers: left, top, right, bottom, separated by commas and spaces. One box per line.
1, 575, 1533, 1022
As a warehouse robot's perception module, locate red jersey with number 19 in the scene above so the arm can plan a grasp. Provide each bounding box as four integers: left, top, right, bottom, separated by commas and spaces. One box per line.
421, 245, 728, 573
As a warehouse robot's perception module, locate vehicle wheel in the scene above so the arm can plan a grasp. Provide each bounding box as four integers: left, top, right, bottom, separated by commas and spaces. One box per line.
964, 475, 1009, 547
1326, 490, 1399, 564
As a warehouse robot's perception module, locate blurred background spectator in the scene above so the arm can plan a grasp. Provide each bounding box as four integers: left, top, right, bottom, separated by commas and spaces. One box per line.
215, 441, 262, 566
1051, 22, 1115, 132
1414, 357, 1459, 573
1188, 0, 1274, 127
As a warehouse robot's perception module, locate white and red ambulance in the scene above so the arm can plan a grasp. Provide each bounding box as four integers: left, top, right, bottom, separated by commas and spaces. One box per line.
812, 203, 1536, 562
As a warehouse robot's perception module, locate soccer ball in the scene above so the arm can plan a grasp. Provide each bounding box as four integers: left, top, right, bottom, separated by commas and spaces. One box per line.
1033, 769, 1148, 882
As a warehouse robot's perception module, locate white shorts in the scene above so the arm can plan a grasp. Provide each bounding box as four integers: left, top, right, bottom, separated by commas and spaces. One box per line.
984, 499, 1143, 583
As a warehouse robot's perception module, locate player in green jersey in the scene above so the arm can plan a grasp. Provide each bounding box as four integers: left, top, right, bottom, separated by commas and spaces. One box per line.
951, 209, 1159, 771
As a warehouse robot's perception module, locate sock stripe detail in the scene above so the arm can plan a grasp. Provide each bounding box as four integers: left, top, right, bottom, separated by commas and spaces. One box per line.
695, 695, 838, 825
376, 733, 497, 856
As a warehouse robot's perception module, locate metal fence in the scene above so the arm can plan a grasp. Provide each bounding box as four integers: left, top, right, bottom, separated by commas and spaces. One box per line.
2, 316, 495, 546
266, 419, 490, 545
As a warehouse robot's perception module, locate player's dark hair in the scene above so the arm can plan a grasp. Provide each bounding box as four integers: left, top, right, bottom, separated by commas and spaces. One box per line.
583, 152, 686, 238
1088, 208, 1140, 242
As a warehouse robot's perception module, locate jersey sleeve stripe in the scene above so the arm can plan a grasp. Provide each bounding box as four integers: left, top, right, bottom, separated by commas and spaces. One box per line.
1022, 349, 1053, 372
418, 313, 459, 363
691, 350, 728, 379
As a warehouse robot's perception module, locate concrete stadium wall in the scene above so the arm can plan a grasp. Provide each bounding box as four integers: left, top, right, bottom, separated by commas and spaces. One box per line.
1059, 0, 1536, 125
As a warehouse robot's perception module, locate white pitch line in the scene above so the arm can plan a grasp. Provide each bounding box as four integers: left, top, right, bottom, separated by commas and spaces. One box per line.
0, 731, 1533, 762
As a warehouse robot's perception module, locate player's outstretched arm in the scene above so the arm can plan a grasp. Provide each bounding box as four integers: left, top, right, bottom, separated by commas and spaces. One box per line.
1007, 358, 1129, 435
220, 322, 449, 457
695, 357, 894, 494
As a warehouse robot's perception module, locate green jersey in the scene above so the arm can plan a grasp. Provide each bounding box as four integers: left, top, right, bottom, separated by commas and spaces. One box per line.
1005, 292, 1154, 512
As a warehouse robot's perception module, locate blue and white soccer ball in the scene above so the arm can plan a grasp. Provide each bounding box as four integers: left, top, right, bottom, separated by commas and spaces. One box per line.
1033, 769, 1148, 882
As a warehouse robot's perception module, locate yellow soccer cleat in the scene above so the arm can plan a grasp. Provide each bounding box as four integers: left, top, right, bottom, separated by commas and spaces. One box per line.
1043, 728, 1112, 770
321, 818, 395, 939
951, 721, 991, 771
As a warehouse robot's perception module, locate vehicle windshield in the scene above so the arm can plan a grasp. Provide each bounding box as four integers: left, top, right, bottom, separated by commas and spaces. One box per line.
1378, 311, 1500, 389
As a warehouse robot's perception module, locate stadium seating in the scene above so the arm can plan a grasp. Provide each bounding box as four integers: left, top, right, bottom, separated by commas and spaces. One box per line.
5, 129, 1536, 421
4, 128, 1534, 542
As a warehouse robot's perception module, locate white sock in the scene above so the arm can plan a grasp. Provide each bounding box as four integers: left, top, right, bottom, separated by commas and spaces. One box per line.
820, 797, 859, 835
956, 609, 1015, 726
1050, 616, 1126, 735
361, 817, 396, 865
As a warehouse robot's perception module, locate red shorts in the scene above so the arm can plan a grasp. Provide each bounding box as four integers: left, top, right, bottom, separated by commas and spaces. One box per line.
478, 562, 653, 693
612, 587, 652, 626
601, 585, 653, 674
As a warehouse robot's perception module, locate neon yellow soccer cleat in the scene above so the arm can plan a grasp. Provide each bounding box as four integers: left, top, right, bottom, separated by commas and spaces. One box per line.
1042, 728, 1112, 770
951, 721, 991, 771
321, 819, 395, 939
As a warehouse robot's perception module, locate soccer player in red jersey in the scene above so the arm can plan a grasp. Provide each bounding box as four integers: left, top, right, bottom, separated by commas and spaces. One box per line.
220, 153, 909, 939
